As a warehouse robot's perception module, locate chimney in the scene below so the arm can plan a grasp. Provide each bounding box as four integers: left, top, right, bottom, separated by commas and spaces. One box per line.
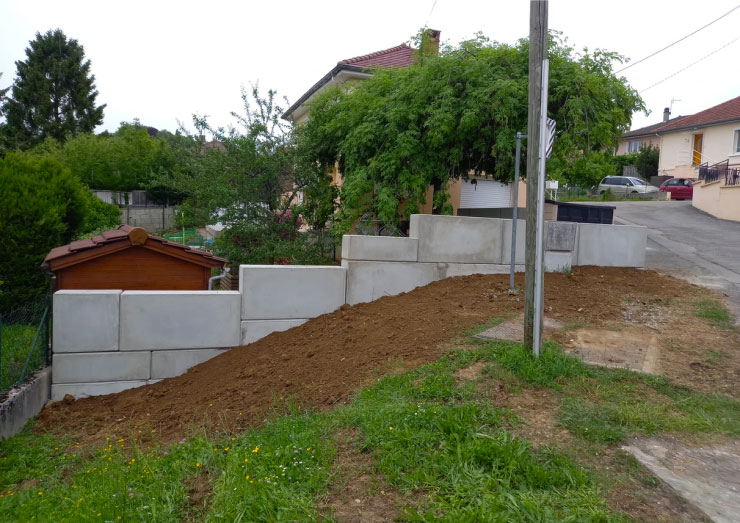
663, 107, 670, 122
425, 29, 441, 56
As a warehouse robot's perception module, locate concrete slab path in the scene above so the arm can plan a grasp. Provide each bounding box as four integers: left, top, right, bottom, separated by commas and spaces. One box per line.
622, 437, 740, 523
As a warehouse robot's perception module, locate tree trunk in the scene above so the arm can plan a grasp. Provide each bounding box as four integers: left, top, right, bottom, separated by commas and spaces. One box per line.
431, 178, 443, 215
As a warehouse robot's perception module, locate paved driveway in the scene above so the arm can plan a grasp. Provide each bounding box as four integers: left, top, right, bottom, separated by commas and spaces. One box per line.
598, 201, 740, 323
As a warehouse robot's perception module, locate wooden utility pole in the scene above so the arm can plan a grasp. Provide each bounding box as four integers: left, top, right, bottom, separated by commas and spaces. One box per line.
524, 0, 548, 350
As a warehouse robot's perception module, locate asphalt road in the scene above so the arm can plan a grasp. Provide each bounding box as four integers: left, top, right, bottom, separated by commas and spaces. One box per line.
598, 201, 740, 323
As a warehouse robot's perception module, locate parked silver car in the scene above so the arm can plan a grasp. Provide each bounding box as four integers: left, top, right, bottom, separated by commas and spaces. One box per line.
598, 176, 659, 196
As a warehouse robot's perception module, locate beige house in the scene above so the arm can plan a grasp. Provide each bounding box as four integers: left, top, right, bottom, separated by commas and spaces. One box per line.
283, 32, 524, 216
616, 108, 677, 156
655, 95, 740, 221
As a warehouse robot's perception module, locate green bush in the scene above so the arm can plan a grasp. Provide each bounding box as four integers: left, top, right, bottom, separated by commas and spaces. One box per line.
0, 153, 118, 311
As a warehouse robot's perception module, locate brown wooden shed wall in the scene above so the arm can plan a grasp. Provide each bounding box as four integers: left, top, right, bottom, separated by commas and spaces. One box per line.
56, 246, 211, 290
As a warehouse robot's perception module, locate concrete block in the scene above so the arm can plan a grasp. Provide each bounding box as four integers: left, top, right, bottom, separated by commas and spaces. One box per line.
576, 223, 647, 267
341, 235, 419, 262
51, 380, 147, 401
120, 291, 241, 350
53, 290, 121, 353
546, 221, 577, 252
343, 260, 436, 305
545, 251, 573, 272
240, 265, 346, 320
436, 263, 519, 279
501, 219, 526, 264
0, 367, 51, 440
151, 348, 229, 379
240, 319, 308, 345
52, 351, 151, 383
410, 214, 504, 263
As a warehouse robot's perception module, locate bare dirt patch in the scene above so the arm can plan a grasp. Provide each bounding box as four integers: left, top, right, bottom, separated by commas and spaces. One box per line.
36, 267, 702, 445
319, 429, 408, 522
452, 361, 487, 383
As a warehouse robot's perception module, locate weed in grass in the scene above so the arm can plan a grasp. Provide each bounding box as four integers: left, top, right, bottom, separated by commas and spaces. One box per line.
703, 349, 729, 365
695, 299, 735, 329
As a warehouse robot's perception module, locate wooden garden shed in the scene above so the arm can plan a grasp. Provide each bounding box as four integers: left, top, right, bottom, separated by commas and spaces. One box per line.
42, 225, 227, 291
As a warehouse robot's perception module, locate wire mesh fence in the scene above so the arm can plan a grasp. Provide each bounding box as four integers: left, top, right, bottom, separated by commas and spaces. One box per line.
0, 296, 51, 396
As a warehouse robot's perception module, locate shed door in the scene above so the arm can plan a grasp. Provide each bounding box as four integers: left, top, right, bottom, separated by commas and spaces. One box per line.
460, 179, 511, 208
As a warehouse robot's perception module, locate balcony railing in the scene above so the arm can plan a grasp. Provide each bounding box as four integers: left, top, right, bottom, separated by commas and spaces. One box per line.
698, 161, 740, 185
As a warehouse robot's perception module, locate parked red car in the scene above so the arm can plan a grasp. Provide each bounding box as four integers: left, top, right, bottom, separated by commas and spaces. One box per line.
659, 178, 696, 200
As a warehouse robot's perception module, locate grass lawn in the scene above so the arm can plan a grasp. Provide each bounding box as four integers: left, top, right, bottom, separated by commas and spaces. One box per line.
0, 324, 39, 393
2, 328, 739, 522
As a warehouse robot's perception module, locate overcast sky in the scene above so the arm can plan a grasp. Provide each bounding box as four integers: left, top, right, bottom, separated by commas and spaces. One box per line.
1, 0, 739, 136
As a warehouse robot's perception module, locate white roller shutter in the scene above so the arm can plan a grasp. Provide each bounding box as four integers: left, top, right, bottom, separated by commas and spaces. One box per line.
460, 179, 511, 208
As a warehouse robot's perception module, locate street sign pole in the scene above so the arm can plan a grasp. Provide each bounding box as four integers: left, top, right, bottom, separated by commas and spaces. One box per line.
533, 59, 550, 356
510, 132, 527, 291
524, 0, 548, 351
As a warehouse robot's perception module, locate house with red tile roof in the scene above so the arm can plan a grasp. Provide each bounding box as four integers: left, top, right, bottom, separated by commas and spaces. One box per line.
646, 95, 740, 221
655, 95, 740, 179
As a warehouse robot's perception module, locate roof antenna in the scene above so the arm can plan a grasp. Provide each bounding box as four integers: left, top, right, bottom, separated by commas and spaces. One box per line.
670, 98, 682, 113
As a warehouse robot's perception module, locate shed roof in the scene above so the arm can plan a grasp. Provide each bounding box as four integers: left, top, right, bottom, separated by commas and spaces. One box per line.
43, 225, 226, 271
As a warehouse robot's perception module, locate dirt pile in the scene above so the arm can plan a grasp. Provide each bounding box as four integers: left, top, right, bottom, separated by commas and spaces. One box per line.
38, 267, 691, 444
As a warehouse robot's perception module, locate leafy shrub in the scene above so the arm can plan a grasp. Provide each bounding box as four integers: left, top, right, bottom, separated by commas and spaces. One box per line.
0, 153, 118, 311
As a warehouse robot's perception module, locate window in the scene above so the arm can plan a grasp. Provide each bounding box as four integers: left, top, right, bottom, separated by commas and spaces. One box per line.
734, 129, 740, 154
627, 140, 642, 153
629, 178, 646, 185
665, 179, 679, 186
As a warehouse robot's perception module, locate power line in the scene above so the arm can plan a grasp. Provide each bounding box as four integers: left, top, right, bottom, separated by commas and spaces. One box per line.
641, 35, 740, 92
616, 3, 740, 73
425, 0, 438, 27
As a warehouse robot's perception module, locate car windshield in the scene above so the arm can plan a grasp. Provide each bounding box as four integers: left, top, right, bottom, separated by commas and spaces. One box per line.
630, 178, 646, 185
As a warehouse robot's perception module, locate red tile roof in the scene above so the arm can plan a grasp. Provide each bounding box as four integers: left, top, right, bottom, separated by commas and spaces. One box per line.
43, 225, 226, 268
658, 95, 740, 133
338, 43, 416, 69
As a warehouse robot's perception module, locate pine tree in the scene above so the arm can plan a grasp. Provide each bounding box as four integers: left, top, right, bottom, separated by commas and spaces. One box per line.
1, 29, 105, 149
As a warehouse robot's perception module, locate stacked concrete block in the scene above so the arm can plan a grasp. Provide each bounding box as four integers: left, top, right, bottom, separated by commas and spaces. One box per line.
151, 348, 229, 379
239, 265, 346, 342
343, 260, 437, 305
576, 223, 647, 267
410, 214, 505, 263
341, 235, 419, 262
120, 291, 241, 350
53, 290, 121, 352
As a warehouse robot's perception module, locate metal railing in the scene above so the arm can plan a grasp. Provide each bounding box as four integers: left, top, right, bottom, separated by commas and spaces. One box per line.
697, 160, 739, 185
0, 297, 51, 396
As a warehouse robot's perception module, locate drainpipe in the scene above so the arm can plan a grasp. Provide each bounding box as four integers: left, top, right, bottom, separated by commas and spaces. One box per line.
208, 267, 230, 290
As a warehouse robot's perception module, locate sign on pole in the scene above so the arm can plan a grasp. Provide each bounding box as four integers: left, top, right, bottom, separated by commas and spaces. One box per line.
546, 118, 556, 158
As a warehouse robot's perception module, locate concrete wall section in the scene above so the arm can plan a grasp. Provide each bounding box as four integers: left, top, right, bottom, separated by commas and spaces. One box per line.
120, 291, 241, 350
151, 349, 228, 379
501, 219, 526, 265
0, 368, 51, 439
241, 319, 308, 345
53, 351, 151, 383
51, 380, 148, 402
410, 214, 504, 263
342, 235, 419, 262
343, 260, 436, 305
240, 265, 346, 320
53, 290, 121, 353
436, 263, 517, 279
576, 223, 647, 267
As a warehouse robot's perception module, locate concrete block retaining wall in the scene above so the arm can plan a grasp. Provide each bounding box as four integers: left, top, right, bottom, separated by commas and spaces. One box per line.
51, 290, 241, 401
49, 214, 646, 401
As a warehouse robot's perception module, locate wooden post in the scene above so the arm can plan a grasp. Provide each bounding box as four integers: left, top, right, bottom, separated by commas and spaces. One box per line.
524, 0, 548, 349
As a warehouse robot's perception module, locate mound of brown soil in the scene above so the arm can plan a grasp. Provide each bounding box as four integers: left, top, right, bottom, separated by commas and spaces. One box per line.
37, 267, 690, 444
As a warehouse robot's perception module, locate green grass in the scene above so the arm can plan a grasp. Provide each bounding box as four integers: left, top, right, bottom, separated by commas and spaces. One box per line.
695, 299, 735, 329
1, 324, 39, 392
3, 333, 740, 521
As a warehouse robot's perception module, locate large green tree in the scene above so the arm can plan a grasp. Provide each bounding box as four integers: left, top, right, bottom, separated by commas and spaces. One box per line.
301, 32, 644, 232
1, 29, 105, 149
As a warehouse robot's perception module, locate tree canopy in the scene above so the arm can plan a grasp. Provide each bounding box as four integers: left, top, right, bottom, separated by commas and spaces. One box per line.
299, 32, 644, 231
153, 85, 333, 265
1, 29, 105, 150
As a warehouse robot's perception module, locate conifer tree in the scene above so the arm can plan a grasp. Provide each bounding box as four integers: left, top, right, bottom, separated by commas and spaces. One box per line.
1, 29, 105, 149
